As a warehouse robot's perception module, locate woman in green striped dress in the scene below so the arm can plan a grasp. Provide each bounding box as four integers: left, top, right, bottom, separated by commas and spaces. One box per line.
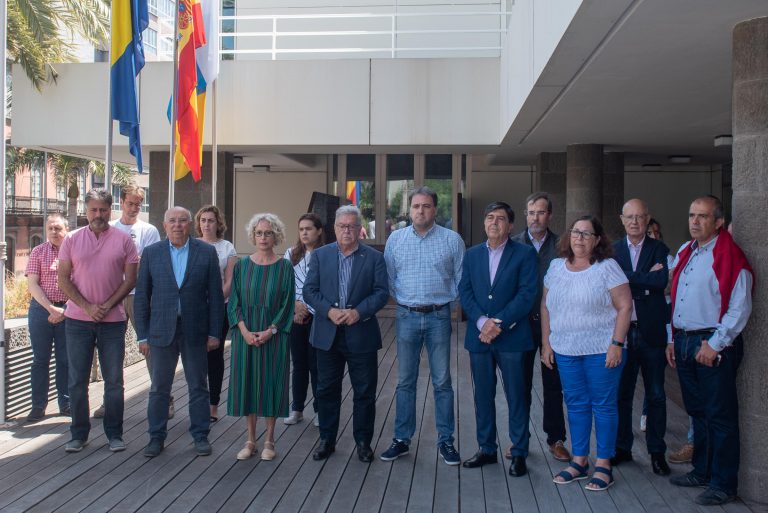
228, 213, 294, 461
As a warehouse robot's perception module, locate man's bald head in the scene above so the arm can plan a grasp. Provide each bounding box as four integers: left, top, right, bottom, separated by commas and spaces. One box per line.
621, 198, 650, 242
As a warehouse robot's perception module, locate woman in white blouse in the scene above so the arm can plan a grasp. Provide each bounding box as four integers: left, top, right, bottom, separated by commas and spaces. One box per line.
283, 213, 325, 426
541, 215, 632, 491
196, 205, 238, 423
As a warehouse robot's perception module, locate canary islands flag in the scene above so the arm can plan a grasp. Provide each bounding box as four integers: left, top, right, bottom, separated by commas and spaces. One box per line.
111, 0, 149, 170
346, 181, 361, 205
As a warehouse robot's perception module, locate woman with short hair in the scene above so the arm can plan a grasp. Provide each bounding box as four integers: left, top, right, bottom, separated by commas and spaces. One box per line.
228, 213, 294, 461
541, 215, 632, 491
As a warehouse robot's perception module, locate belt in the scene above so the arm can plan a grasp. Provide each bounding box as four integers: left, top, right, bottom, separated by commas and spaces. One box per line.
52, 301, 67, 307
682, 328, 716, 337
397, 303, 447, 313
629, 321, 640, 329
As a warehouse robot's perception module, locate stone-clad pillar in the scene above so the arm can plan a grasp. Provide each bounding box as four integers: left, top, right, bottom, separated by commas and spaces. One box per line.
602, 152, 625, 241
566, 144, 603, 226
536, 152, 566, 235
731, 16, 768, 504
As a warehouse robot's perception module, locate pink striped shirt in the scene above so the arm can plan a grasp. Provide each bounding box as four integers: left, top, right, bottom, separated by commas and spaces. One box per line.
25, 241, 68, 303
59, 226, 139, 322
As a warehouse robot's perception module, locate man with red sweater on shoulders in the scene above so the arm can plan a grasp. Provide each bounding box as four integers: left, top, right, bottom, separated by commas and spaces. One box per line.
667, 195, 753, 506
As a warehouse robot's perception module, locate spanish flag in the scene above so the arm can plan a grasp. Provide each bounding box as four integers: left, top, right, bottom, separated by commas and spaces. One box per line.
111, 0, 149, 170
173, 0, 206, 182
346, 181, 361, 205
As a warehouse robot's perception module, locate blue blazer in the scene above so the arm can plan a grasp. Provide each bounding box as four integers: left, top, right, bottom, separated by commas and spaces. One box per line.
612, 237, 670, 347
303, 243, 389, 353
134, 237, 224, 347
459, 240, 539, 353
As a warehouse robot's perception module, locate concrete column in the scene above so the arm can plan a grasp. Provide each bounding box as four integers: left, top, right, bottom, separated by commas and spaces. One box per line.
566, 144, 603, 226
602, 152, 625, 241
149, 151, 235, 240
536, 152, 566, 235
731, 16, 768, 504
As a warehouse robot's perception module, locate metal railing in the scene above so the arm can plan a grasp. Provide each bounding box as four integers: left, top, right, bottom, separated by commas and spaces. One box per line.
157, 8, 506, 60
5, 196, 68, 215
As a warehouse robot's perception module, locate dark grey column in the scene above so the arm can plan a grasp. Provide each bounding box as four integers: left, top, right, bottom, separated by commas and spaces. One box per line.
732, 16, 768, 504
536, 152, 566, 235
149, 151, 235, 240
566, 144, 603, 226
602, 152, 625, 241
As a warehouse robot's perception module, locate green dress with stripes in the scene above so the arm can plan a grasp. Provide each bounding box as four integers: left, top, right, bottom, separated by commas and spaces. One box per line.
227, 256, 295, 417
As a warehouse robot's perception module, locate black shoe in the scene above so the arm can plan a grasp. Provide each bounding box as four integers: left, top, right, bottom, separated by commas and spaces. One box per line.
380, 439, 409, 461
610, 448, 633, 466
651, 453, 671, 476
143, 438, 164, 458
357, 443, 374, 463
462, 451, 498, 468
26, 408, 45, 423
670, 472, 709, 488
694, 488, 736, 506
195, 437, 212, 456
509, 456, 527, 477
60, 406, 71, 417
313, 439, 335, 461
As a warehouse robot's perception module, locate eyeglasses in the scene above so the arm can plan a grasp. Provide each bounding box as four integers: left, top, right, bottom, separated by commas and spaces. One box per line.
253, 230, 275, 238
570, 229, 596, 240
335, 224, 361, 232
621, 214, 647, 222
526, 210, 549, 217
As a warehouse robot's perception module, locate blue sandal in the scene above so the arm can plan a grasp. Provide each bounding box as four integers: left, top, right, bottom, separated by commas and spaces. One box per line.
553, 461, 589, 484
585, 466, 614, 491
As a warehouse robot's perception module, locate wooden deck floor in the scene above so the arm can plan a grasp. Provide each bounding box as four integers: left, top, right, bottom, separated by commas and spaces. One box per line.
0, 317, 765, 513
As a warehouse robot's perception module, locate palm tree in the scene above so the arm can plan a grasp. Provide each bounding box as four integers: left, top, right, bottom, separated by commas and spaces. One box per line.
7, 0, 110, 90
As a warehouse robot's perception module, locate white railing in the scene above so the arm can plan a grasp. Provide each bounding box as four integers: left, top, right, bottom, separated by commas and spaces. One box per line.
157, 9, 506, 61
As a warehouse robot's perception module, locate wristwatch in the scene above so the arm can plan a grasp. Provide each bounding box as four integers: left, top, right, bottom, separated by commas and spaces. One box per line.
611, 339, 625, 348
269, 325, 278, 335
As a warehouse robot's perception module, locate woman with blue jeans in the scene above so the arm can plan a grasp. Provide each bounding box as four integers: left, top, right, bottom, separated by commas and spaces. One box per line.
541, 215, 632, 491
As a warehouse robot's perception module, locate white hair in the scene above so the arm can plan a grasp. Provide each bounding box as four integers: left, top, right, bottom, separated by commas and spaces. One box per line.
164, 206, 193, 222
246, 212, 286, 245
335, 205, 362, 225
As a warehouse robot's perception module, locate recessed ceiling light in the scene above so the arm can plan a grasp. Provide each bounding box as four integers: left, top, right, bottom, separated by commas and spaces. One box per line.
668, 155, 691, 164
714, 135, 733, 147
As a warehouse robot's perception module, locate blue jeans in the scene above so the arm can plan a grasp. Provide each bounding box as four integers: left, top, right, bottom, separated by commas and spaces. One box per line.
148, 320, 210, 442
616, 326, 667, 454
65, 319, 126, 441
394, 305, 454, 445
28, 299, 69, 410
556, 351, 625, 460
674, 331, 742, 495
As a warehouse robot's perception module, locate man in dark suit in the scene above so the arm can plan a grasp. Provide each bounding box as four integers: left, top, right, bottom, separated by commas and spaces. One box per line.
611, 198, 671, 475
134, 206, 224, 458
511, 192, 570, 462
303, 205, 389, 463
459, 201, 538, 477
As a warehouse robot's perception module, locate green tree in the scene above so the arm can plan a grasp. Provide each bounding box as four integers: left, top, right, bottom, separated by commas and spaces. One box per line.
7, 0, 110, 90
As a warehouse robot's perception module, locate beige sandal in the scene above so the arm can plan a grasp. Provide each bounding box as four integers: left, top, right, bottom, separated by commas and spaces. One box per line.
261, 441, 276, 461
237, 441, 256, 460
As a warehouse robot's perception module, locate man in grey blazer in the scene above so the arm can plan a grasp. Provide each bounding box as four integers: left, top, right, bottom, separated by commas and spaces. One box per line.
134, 206, 224, 457
511, 192, 570, 462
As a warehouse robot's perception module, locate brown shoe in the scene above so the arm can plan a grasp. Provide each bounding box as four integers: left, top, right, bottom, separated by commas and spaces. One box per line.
669, 443, 694, 464
549, 441, 571, 462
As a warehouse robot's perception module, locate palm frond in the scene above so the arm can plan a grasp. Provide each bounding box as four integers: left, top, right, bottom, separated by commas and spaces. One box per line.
12, 0, 62, 49
58, 0, 110, 47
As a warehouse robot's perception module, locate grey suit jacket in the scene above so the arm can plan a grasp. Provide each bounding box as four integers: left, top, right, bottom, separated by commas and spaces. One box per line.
134, 237, 224, 347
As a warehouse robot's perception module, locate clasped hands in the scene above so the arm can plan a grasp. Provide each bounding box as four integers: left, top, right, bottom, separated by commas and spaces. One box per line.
328, 307, 360, 326
240, 326, 273, 347
84, 302, 113, 322
294, 301, 311, 325
47, 306, 66, 324
479, 318, 502, 344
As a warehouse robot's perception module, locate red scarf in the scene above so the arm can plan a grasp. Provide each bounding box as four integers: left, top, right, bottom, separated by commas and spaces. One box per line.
670, 229, 754, 327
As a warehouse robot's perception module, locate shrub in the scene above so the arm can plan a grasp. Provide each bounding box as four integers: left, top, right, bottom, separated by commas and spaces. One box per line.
5, 272, 31, 319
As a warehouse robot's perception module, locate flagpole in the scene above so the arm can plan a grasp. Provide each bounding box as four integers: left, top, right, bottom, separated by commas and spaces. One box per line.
105, 5, 114, 193
0, 0, 9, 425
168, 0, 180, 209
211, 79, 218, 206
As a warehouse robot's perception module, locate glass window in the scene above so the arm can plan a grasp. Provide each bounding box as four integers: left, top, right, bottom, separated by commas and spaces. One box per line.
346, 155, 375, 241
30, 234, 43, 250
386, 154, 414, 240
222, 0, 235, 61
144, 28, 158, 55
425, 154, 453, 229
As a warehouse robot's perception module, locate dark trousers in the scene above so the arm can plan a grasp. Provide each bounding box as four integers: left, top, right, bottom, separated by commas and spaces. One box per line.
616, 325, 667, 454
28, 299, 69, 410
289, 319, 318, 413
523, 317, 566, 445
469, 348, 529, 456
148, 320, 210, 442
207, 303, 229, 406
675, 331, 742, 495
315, 329, 377, 445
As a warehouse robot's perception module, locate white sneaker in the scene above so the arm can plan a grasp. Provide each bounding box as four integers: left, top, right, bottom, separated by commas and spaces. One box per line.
313, 415, 320, 427
640, 414, 647, 432
284, 411, 303, 425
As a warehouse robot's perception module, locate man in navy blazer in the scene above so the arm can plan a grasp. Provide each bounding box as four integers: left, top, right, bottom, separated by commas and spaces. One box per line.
459, 202, 538, 476
303, 205, 389, 463
611, 198, 671, 475
134, 206, 224, 458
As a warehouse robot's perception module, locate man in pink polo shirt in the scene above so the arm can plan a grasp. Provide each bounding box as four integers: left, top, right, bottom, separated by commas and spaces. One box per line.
57, 188, 139, 453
